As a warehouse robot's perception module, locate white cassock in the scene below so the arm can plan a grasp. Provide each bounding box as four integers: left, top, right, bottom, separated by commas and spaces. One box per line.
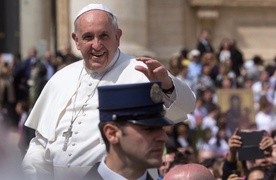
22, 49, 196, 180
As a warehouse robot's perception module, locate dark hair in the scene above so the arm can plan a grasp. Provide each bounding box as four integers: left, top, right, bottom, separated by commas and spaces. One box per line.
253, 55, 264, 65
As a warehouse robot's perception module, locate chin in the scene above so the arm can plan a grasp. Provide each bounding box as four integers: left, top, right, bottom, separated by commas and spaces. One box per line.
147, 158, 163, 168
86, 62, 104, 71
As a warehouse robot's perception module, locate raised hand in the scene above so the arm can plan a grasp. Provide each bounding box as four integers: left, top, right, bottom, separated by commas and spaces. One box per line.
259, 134, 274, 151
135, 57, 173, 90
227, 128, 242, 162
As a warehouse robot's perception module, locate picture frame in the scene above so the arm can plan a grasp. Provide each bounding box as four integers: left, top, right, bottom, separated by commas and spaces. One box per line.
216, 89, 255, 132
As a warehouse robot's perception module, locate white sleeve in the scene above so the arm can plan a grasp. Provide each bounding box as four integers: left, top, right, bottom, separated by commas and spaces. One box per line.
164, 75, 196, 124
22, 132, 54, 180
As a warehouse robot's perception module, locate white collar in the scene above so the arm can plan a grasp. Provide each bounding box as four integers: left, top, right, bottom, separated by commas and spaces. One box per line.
98, 157, 147, 180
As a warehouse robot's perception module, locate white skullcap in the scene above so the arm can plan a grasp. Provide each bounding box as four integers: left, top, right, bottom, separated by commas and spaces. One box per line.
75, 4, 116, 21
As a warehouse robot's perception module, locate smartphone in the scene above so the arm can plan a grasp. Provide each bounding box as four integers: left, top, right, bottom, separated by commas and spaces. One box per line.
236, 130, 265, 160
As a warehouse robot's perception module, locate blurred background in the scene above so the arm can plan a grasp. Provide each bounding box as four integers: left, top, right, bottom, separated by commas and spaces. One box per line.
1, 0, 276, 63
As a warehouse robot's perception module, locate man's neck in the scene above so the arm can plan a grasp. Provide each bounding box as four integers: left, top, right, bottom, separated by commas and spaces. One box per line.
105, 154, 147, 179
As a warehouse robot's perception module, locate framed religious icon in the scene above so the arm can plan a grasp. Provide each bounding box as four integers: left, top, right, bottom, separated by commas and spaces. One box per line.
216, 89, 255, 133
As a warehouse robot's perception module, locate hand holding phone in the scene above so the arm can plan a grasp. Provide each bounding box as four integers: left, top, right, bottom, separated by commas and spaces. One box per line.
237, 130, 265, 161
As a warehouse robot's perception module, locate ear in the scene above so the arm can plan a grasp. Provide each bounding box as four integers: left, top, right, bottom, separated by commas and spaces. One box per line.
115, 29, 122, 46
72, 32, 80, 50
103, 124, 120, 144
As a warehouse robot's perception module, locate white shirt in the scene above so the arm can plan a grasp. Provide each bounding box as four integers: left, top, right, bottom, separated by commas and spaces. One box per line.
255, 111, 276, 134
98, 158, 147, 180
208, 137, 229, 157
201, 116, 218, 137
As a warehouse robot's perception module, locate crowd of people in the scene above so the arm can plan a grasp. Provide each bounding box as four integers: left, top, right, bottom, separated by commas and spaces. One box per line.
161, 30, 276, 179
0, 3, 276, 180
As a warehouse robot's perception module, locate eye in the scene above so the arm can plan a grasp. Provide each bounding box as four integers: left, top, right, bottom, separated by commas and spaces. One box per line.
83, 35, 93, 41
100, 33, 109, 40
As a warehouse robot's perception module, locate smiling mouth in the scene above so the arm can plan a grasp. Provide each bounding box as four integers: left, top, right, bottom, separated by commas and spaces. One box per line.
91, 52, 104, 57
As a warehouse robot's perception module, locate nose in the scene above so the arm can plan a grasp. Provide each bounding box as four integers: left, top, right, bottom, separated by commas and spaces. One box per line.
91, 38, 102, 51
155, 128, 168, 142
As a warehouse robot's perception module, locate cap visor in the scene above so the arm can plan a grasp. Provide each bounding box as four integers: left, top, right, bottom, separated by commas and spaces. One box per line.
128, 117, 173, 127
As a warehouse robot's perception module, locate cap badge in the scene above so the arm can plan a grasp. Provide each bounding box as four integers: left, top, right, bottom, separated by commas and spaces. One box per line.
150, 83, 163, 103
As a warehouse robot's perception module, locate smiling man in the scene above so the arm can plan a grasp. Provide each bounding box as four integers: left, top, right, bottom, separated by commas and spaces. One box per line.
84, 82, 172, 180
22, 3, 195, 180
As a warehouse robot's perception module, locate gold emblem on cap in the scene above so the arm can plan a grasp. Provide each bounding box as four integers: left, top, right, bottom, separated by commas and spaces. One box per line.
150, 83, 163, 103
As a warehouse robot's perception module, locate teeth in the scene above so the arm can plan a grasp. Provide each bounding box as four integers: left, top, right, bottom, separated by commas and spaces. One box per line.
92, 53, 104, 57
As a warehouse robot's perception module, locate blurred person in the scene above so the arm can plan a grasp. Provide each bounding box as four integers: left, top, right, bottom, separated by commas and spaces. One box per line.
224, 59, 237, 87
27, 56, 47, 108
202, 103, 220, 137
191, 64, 215, 96
21, 47, 39, 97
200, 87, 217, 117
246, 166, 265, 180
269, 69, 276, 91
176, 59, 192, 88
167, 53, 181, 76
190, 114, 210, 155
252, 70, 270, 107
212, 157, 224, 180
221, 77, 235, 89
193, 97, 208, 118
177, 146, 196, 164
41, 50, 56, 80
260, 80, 276, 106
255, 96, 276, 135
222, 128, 274, 180
215, 63, 236, 88
196, 29, 214, 60
159, 149, 193, 180
217, 38, 232, 64
158, 150, 177, 179
22, 3, 196, 180
0, 54, 16, 113
176, 123, 191, 148
243, 77, 254, 89
16, 100, 34, 158
230, 40, 244, 78
12, 53, 28, 101
163, 163, 215, 180
187, 49, 202, 81
62, 43, 81, 66
197, 148, 215, 164
208, 126, 230, 158
179, 48, 189, 62
201, 52, 219, 82
244, 55, 265, 82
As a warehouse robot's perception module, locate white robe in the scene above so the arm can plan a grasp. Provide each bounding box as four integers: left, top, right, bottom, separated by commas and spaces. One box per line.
22, 50, 196, 180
